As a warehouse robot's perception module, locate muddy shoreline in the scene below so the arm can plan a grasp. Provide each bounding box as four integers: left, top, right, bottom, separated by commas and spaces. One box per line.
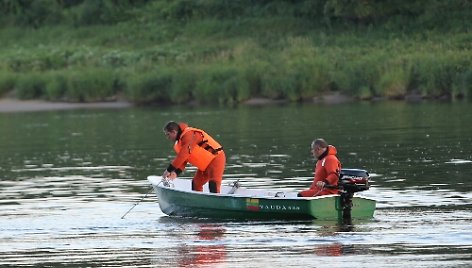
0, 92, 453, 113
0, 95, 350, 113
0, 98, 133, 113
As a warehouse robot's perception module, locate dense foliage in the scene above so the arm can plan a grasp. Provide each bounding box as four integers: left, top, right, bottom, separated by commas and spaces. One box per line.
1, 0, 471, 103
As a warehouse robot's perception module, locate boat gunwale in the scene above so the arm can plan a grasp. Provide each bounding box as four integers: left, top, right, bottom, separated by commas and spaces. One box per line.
147, 176, 376, 202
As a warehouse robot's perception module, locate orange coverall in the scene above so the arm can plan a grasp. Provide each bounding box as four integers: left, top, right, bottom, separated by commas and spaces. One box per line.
298, 145, 341, 197
168, 123, 226, 193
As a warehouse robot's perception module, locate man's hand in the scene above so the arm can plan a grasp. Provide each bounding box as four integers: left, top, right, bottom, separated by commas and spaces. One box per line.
162, 170, 177, 180
315, 181, 326, 189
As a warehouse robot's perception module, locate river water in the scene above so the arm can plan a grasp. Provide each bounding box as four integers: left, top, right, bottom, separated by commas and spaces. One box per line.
1, 102, 471, 267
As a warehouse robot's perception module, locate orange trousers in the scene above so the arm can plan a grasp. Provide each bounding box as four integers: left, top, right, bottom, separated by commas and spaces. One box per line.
192, 151, 226, 193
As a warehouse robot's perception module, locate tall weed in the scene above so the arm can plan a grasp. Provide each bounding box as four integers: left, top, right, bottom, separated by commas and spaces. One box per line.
126, 70, 172, 104
15, 73, 46, 99
67, 69, 116, 102
45, 72, 68, 100
377, 62, 412, 99
170, 69, 196, 104
194, 65, 249, 104
0, 72, 17, 96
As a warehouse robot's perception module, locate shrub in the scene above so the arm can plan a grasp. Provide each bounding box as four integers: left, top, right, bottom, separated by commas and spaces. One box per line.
412, 57, 457, 98
331, 59, 381, 99
15, 73, 46, 99
66, 69, 115, 102
240, 59, 269, 97
170, 69, 196, 104
455, 68, 472, 100
290, 59, 332, 100
377, 63, 411, 99
193, 65, 249, 104
12, 0, 63, 27
45, 72, 68, 100
126, 70, 172, 104
260, 67, 298, 100
0, 72, 17, 96
72, 0, 126, 26
220, 70, 250, 104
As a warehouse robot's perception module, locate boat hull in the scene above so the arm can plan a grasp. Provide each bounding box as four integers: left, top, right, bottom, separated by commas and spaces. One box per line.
149, 176, 375, 221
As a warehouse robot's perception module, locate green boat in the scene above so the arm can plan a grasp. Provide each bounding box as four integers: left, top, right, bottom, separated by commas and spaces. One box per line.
147, 169, 376, 221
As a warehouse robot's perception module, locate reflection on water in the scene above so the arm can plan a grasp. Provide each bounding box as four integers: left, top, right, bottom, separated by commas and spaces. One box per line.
1, 103, 472, 267
314, 243, 346, 256
175, 224, 227, 267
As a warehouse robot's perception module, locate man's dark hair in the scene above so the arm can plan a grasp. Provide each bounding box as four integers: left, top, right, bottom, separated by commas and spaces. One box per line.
312, 138, 328, 148
163, 121, 180, 132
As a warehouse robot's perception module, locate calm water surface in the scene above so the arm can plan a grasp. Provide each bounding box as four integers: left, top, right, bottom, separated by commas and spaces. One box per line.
1, 102, 471, 267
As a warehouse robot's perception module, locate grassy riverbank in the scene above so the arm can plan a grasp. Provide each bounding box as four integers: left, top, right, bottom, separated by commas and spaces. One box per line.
1, 0, 472, 104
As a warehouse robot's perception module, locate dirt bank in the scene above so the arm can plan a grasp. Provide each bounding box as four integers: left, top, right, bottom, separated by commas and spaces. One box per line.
0, 98, 133, 113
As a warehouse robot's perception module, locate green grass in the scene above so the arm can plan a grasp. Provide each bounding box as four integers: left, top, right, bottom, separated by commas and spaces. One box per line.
1, 1, 472, 103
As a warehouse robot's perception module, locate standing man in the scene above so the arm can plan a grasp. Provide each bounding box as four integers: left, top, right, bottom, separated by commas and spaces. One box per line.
298, 138, 341, 197
162, 121, 226, 193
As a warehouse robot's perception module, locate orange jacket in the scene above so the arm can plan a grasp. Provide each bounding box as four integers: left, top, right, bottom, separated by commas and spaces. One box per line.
171, 123, 223, 172
310, 145, 341, 195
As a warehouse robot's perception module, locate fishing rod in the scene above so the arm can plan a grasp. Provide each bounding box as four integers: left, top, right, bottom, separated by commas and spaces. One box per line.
121, 186, 154, 219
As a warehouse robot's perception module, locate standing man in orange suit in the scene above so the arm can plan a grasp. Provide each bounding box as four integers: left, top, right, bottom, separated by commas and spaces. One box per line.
163, 121, 226, 193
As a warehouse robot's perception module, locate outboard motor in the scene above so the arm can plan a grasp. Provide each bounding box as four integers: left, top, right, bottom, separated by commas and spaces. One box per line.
339, 169, 370, 193
338, 168, 370, 224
